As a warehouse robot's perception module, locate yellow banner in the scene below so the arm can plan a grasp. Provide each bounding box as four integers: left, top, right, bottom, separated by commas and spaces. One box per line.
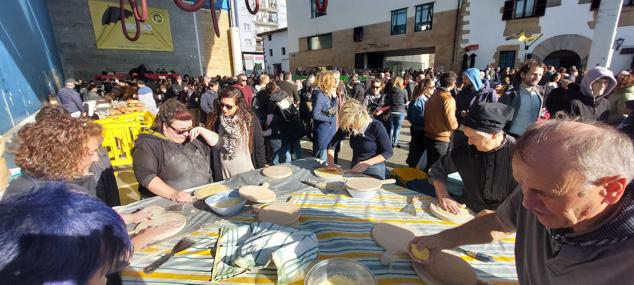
88, 0, 173, 51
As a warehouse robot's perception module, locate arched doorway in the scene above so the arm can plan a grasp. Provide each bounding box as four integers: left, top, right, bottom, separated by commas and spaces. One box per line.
543, 50, 581, 69
531, 34, 591, 68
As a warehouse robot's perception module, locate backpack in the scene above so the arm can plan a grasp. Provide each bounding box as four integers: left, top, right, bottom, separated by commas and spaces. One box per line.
276, 97, 300, 122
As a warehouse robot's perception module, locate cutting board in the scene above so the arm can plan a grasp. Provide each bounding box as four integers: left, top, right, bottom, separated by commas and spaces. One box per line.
429, 201, 474, 224
346, 178, 396, 192
255, 197, 300, 226
132, 207, 187, 242
313, 167, 344, 180
239, 183, 276, 203
262, 165, 293, 179
372, 222, 416, 265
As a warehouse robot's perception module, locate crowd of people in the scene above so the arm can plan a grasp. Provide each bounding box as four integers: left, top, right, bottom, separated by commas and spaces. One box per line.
2, 59, 634, 284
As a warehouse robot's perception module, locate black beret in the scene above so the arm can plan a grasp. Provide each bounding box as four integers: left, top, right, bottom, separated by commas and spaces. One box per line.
462, 102, 514, 133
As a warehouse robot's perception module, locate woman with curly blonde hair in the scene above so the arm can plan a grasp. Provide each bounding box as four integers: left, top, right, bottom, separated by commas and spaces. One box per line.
312, 71, 339, 161
326, 100, 393, 179
4, 115, 101, 200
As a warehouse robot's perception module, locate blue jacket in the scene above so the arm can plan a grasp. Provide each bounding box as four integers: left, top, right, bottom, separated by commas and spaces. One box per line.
200, 90, 217, 115
57, 87, 84, 114
311, 88, 337, 149
407, 95, 427, 131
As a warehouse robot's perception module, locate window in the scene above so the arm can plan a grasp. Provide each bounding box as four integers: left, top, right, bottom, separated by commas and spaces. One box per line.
281, 47, 286, 55
353, 26, 363, 42
307, 33, 332, 50
241, 8, 248, 16
502, 0, 546, 20
499, 51, 516, 69
625, 0, 634, 6
310, 0, 326, 18
415, 3, 434, 31
268, 35, 272, 41
269, 49, 273, 56
243, 23, 251, 31
244, 39, 253, 48
391, 8, 407, 35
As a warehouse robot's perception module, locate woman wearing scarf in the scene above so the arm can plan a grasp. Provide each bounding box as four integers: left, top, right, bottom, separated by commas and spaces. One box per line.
568, 66, 617, 122
207, 87, 266, 180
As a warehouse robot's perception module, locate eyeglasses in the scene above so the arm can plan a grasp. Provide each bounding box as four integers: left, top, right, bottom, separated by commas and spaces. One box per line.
220, 103, 237, 110
167, 124, 193, 135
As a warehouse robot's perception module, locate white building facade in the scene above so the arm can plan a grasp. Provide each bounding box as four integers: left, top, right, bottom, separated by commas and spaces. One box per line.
234, 0, 287, 74
460, 0, 634, 72
285, 0, 634, 73
260, 28, 289, 74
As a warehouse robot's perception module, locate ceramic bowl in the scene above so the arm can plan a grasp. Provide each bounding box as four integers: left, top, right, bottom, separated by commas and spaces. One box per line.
205, 190, 246, 216
304, 258, 377, 285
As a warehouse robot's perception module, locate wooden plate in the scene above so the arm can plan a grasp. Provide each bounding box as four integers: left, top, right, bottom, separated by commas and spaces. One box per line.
429, 201, 474, 224
239, 184, 276, 203
345, 178, 396, 192
313, 167, 344, 180
256, 200, 300, 226
194, 184, 229, 200
372, 222, 416, 265
262, 165, 293, 179
133, 212, 187, 242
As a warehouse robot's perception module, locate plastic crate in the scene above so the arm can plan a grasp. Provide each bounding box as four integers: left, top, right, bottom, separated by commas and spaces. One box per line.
96, 112, 155, 167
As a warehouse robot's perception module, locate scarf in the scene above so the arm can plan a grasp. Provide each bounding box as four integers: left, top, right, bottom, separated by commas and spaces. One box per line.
551, 187, 634, 247
220, 115, 244, 160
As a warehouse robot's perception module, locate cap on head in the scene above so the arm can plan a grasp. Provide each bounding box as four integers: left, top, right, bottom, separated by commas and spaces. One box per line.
462, 102, 514, 134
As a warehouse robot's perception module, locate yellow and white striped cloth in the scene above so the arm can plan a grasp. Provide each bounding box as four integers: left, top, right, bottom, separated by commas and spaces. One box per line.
122, 183, 518, 285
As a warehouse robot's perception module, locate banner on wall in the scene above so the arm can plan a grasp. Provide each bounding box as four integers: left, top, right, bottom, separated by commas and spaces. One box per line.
88, 0, 174, 51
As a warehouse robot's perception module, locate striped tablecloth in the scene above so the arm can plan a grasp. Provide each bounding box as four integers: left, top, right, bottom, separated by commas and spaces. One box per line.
121, 161, 518, 285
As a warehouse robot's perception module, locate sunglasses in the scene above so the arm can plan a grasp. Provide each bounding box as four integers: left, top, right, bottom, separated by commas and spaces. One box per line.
167, 124, 193, 135
220, 103, 237, 110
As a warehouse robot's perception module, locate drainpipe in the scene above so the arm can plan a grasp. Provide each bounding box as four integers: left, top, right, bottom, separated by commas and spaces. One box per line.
451, 0, 463, 71
193, 12, 204, 76
228, 0, 243, 75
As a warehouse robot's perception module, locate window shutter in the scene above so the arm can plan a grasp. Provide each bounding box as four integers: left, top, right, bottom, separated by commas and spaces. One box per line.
535, 0, 547, 16
590, 0, 601, 10
502, 1, 514, 20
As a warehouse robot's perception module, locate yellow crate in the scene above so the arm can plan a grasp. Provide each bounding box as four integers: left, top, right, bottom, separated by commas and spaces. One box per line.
96, 112, 155, 167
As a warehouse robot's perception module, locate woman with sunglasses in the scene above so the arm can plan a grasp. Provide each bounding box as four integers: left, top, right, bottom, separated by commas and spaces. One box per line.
206, 86, 266, 180
133, 99, 219, 203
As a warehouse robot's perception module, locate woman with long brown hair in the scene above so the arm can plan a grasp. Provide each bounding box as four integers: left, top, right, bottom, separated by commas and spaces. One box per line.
406, 78, 435, 168
207, 86, 266, 180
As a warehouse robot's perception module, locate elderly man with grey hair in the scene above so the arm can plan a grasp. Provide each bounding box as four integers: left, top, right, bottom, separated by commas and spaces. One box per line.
411, 119, 634, 284
57, 78, 84, 117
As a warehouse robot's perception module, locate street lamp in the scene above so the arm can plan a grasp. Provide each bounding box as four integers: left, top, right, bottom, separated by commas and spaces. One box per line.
615, 38, 625, 51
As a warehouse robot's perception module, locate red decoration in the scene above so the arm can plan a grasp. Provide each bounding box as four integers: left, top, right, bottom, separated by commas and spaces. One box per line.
245, 0, 259, 15
173, 0, 206, 12
315, 0, 328, 13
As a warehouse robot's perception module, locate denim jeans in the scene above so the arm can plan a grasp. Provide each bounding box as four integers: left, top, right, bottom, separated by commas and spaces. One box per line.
363, 163, 386, 180
390, 112, 405, 146
315, 148, 328, 162
270, 138, 291, 165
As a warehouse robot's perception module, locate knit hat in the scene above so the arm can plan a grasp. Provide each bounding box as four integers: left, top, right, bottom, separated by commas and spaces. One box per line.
462, 102, 514, 134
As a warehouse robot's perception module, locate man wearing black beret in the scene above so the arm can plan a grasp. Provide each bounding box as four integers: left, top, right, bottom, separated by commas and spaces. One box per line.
428, 102, 518, 214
